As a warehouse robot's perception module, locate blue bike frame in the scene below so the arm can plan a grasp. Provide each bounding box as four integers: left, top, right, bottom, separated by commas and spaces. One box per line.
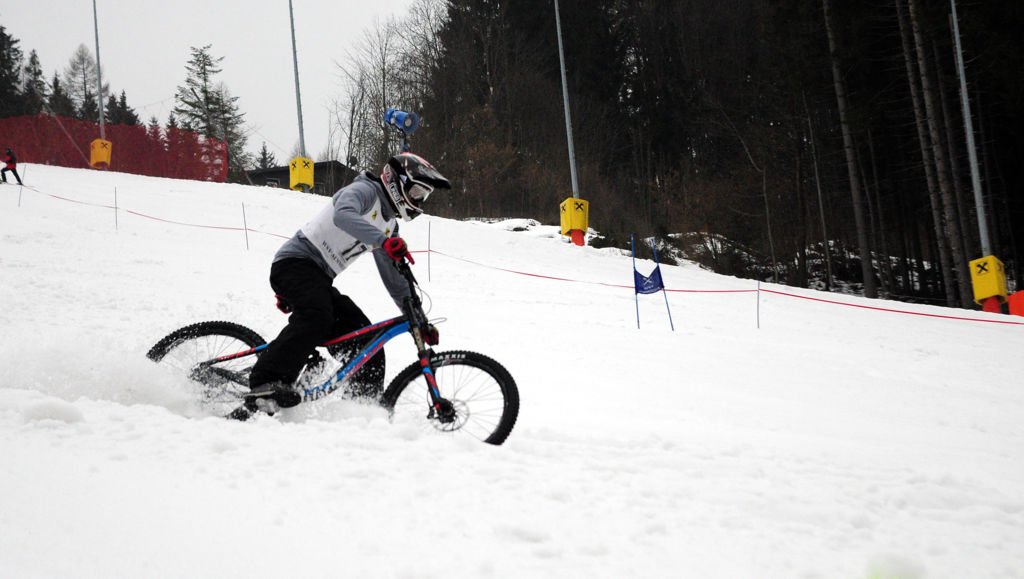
205, 313, 442, 406
301, 317, 409, 402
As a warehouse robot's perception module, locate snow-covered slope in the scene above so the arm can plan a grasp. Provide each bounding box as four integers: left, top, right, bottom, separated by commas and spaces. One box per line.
2, 165, 1022, 578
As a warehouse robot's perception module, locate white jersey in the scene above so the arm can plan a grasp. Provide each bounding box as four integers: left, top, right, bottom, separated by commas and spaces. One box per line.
273, 171, 411, 308
300, 195, 395, 276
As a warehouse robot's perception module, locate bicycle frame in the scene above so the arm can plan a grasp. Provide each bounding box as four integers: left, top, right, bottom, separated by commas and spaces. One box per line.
200, 261, 446, 411
302, 316, 411, 402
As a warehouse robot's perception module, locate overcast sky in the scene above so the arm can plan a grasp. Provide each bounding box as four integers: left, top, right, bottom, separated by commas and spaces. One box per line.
3, 0, 414, 163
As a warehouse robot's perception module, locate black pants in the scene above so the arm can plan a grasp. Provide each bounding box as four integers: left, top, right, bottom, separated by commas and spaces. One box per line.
1, 167, 21, 185
249, 258, 385, 397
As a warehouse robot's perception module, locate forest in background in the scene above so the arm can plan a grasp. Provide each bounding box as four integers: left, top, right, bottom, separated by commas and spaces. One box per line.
4, 1, 1021, 307
336, 0, 1023, 308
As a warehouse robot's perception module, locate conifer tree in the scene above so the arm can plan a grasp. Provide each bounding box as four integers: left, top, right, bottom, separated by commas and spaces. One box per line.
47, 73, 77, 117
104, 94, 118, 123
172, 45, 250, 179
105, 89, 140, 125
0, 25, 25, 117
146, 115, 164, 149
79, 90, 99, 123
21, 50, 48, 115
117, 91, 139, 125
256, 142, 277, 169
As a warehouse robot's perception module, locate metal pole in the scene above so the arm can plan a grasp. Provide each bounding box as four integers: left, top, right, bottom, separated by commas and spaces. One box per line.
242, 202, 250, 250
651, 239, 675, 331
631, 235, 640, 329
289, 0, 307, 157
950, 0, 989, 256
756, 281, 761, 329
553, 0, 579, 198
92, 0, 105, 139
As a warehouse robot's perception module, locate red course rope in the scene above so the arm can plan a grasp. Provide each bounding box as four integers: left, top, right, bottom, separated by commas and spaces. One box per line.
760, 288, 1024, 325
429, 251, 1022, 326
17, 183, 1023, 326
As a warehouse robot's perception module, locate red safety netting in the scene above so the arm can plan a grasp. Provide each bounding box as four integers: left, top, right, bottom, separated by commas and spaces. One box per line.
0, 114, 227, 182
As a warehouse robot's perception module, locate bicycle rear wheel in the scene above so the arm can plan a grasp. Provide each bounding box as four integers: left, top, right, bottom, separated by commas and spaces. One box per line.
381, 350, 519, 445
147, 321, 265, 414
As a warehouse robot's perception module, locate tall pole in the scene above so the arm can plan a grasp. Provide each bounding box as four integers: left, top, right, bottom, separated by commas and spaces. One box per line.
92, 0, 105, 139
631, 235, 640, 328
950, 0, 989, 255
554, 0, 579, 198
289, 0, 307, 157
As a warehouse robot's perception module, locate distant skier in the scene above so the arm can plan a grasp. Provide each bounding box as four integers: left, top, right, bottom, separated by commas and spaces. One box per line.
2, 148, 23, 185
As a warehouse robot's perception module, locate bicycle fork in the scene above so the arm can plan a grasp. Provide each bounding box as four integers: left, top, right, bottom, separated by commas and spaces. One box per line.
416, 350, 456, 424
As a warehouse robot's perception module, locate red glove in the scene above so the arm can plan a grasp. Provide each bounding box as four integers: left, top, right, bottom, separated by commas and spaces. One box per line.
275, 294, 292, 314
383, 237, 411, 262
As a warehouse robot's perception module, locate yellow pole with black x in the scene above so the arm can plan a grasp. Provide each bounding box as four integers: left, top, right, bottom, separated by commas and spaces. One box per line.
89, 138, 112, 169
969, 255, 1008, 313
289, 156, 313, 192
89, 0, 112, 170
287, 0, 312, 192
554, 0, 588, 246
560, 197, 589, 246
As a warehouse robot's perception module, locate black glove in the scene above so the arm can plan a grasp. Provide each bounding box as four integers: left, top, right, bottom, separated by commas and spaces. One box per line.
275, 293, 292, 314
421, 323, 439, 346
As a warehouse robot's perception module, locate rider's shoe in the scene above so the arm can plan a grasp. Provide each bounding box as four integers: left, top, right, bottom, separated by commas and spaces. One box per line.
246, 382, 302, 409
226, 405, 253, 421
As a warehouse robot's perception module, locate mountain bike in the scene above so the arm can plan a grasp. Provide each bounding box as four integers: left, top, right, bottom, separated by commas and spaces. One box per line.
146, 260, 519, 445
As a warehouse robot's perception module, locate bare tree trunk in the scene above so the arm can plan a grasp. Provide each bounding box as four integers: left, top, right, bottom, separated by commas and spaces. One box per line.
859, 149, 882, 292
866, 129, 895, 293
912, 221, 927, 296
823, 0, 876, 298
804, 91, 833, 291
909, 0, 971, 307
896, 0, 956, 306
933, 40, 975, 259
762, 168, 779, 284
719, 108, 778, 284
898, 199, 912, 295
796, 136, 809, 288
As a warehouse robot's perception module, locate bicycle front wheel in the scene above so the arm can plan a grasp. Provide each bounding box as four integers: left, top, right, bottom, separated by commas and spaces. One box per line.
381, 350, 519, 445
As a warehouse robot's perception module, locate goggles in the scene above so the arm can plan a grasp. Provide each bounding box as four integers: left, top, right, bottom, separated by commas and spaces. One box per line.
401, 176, 434, 207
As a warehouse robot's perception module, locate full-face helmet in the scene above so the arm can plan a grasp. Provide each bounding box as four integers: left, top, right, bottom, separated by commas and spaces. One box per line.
380, 153, 451, 221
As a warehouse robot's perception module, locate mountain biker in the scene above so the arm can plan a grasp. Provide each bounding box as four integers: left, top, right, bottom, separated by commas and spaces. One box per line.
247, 152, 451, 408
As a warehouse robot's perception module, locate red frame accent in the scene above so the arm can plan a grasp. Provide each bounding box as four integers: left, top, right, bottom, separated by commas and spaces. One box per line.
322, 317, 402, 348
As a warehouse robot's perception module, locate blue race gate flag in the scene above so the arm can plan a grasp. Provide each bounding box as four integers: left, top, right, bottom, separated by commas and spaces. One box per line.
634, 265, 665, 294
630, 234, 675, 330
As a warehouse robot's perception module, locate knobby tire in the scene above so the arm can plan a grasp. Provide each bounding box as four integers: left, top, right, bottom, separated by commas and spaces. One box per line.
381, 350, 519, 445
147, 321, 266, 414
